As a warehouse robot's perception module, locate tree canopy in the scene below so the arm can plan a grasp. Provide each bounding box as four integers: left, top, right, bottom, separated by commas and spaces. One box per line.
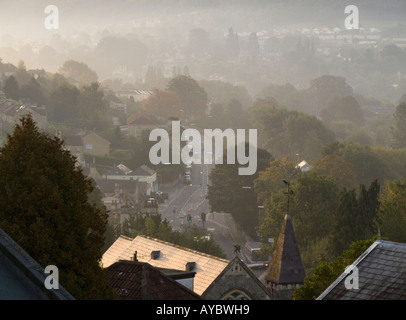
207, 144, 272, 237
0, 115, 114, 299
167, 75, 208, 120
292, 238, 376, 300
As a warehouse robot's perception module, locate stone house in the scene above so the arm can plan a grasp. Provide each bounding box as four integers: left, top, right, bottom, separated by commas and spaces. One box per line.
127, 113, 159, 138
63, 134, 84, 166
0, 95, 47, 129
77, 131, 111, 157
202, 255, 272, 300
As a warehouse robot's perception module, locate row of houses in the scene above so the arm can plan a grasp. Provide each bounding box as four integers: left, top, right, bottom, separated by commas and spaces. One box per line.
2, 208, 406, 300
0, 94, 47, 130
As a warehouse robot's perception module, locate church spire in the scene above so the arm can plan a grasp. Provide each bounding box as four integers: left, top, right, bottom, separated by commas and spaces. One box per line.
265, 184, 305, 299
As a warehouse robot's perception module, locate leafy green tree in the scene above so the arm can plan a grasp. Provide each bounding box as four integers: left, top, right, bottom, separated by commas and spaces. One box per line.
282, 112, 335, 161
391, 102, 406, 148
14, 60, 31, 85
120, 213, 225, 258
167, 75, 208, 120
224, 98, 246, 128
255, 83, 309, 113
290, 173, 340, 247
377, 179, 406, 243
308, 75, 353, 114
320, 95, 365, 127
0, 115, 114, 299
4, 75, 20, 100
340, 143, 394, 186
20, 77, 47, 106
77, 82, 110, 129
199, 79, 252, 110
249, 98, 335, 160
312, 154, 357, 190
207, 145, 272, 238
254, 157, 299, 206
292, 238, 376, 300
257, 171, 339, 258
249, 97, 290, 156
142, 88, 180, 120
328, 180, 380, 257
59, 60, 98, 86
48, 82, 80, 122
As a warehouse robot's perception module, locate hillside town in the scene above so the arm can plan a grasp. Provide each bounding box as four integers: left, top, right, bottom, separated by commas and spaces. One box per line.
0, 0, 406, 307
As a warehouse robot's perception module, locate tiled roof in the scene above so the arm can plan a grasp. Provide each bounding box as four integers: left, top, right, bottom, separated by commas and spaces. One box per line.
106, 260, 201, 300
104, 163, 134, 176
101, 235, 229, 296
82, 131, 111, 145
317, 240, 406, 300
127, 113, 158, 125
265, 214, 306, 285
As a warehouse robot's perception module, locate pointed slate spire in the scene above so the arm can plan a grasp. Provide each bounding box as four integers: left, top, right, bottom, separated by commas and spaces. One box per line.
265, 213, 305, 298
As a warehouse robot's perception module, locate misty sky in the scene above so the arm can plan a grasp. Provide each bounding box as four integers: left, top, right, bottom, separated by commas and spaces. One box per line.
1, 0, 405, 46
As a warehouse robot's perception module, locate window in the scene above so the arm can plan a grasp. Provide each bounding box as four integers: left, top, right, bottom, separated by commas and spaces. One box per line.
221, 289, 252, 300
86, 144, 93, 150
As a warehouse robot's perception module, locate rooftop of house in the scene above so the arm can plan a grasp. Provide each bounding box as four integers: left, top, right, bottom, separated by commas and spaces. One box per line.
317, 240, 406, 300
0, 96, 47, 117
202, 255, 272, 300
127, 113, 158, 126
103, 164, 155, 178
76, 131, 111, 145
106, 260, 201, 300
101, 235, 230, 296
0, 227, 74, 300
130, 164, 155, 177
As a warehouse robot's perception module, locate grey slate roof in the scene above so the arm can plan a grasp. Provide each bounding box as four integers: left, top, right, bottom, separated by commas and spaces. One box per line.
317, 240, 406, 300
265, 213, 306, 285
0, 227, 74, 300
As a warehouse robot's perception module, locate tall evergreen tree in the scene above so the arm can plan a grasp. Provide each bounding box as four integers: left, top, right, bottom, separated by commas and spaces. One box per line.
4, 75, 20, 100
391, 102, 406, 148
328, 180, 380, 257
0, 115, 114, 299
